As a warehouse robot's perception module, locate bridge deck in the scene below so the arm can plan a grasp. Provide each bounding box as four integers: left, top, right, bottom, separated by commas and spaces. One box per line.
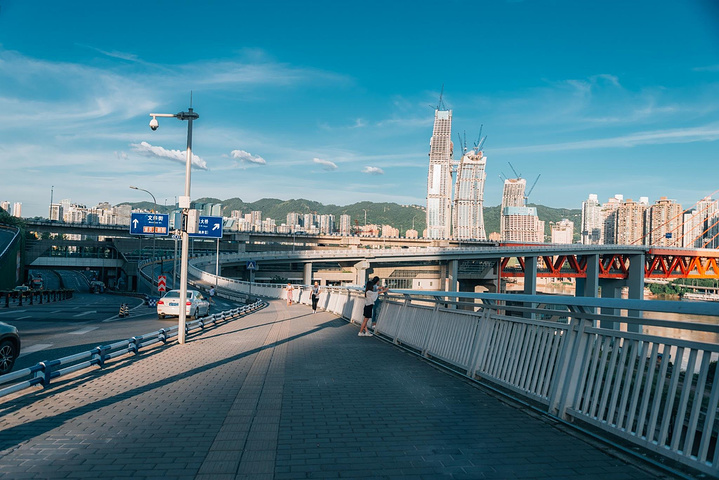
0, 301, 674, 479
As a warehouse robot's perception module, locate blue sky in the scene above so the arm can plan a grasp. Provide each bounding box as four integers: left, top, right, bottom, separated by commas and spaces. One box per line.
1, 0, 718, 218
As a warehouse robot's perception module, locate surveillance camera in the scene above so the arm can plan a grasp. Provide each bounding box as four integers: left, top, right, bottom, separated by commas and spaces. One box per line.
149, 117, 159, 131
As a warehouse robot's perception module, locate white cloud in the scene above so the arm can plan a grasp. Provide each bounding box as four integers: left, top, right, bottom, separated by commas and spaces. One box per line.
131, 141, 208, 170
313, 157, 338, 170
231, 149, 267, 165
494, 124, 719, 154
363, 166, 384, 175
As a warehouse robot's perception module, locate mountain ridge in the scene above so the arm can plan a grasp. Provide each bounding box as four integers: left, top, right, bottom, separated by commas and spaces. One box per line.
118, 198, 582, 239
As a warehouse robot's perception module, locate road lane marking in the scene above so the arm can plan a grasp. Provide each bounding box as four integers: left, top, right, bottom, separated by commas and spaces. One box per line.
73, 311, 97, 318
19, 344, 53, 357
15, 315, 32, 320
69, 327, 99, 335
0, 310, 26, 315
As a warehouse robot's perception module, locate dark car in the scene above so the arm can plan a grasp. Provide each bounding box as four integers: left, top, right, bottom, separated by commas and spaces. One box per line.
0, 321, 20, 375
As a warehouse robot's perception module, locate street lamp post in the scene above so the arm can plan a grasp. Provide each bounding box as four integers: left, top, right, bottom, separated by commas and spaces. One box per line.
149, 107, 199, 345
129, 186, 159, 277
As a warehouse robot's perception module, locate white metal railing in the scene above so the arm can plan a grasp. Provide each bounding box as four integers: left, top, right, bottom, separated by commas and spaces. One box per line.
370, 291, 719, 477
180, 259, 719, 476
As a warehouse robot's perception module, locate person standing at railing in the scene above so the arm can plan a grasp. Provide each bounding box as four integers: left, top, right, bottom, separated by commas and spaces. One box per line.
209, 286, 216, 305
286, 283, 294, 306
359, 280, 387, 336
311, 281, 320, 313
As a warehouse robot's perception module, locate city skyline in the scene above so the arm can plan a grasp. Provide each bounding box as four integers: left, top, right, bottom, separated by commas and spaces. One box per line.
1, 1, 718, 218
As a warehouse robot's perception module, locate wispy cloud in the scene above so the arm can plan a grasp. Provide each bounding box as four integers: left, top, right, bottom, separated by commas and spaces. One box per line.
231, 149, 266, 165
362, 166, 384, 175
693, 65, 719, 72
313, 157, 338, 170
495, 124, 719, 154
131, 141, 208, 170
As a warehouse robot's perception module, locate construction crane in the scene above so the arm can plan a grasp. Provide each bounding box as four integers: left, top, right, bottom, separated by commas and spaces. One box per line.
524, 174, 541, 205
473, 125, 486, 154
508, 162, 521, 179
457, 132, 468, 154
430, 84, 446, 111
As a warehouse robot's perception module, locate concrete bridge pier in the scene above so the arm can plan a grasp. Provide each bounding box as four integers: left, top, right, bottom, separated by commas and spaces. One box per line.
626, 253, 645, 333
303, 262, 313, 285
598, 279, 623, 330
575, 254, 599, 299
523, 256, 538, 319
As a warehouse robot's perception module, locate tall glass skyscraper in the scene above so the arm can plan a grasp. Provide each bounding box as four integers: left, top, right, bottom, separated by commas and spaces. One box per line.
426, 109, 453, 239
452, 150, 487, 240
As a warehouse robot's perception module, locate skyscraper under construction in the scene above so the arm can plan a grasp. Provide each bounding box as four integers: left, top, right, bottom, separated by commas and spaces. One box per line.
426, 108, 453, 239
452, 148, 487, 240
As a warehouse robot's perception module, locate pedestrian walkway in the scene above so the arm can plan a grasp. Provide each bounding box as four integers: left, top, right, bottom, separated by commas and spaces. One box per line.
0, 300, 679, 479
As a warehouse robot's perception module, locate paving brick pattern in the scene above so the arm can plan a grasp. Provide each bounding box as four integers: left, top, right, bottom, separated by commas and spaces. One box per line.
0, 301, 677, 479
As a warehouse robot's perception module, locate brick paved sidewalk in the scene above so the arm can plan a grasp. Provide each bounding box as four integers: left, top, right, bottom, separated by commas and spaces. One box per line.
0, 301, 679, 479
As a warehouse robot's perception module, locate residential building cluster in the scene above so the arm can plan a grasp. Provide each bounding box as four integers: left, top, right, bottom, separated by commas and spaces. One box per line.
1, 201, 23, 218
580, 194, 719, 248
32, 197, 423, 239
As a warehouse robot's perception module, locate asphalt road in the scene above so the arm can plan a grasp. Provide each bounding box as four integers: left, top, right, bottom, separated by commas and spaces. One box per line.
1, 286, 242, 373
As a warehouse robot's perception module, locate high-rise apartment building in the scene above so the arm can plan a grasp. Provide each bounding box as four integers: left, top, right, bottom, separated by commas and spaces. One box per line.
682, 197, 719, 248
319, 214, 335, 234
551, 219, 574, 244
251, 211, 262, 228
287, 212, 301, 230
581, 194, 603, 244
647, 197, 682, 247
339, 214, 352, 235
500, 178, 543, 242
501, 178, 526, 209
601, 195, 624, 244
0, 201, 9, 213
426, 109, 453, 239
12, 202, 22, 218
501, 207, 545, 242
615, 198, 648, 245
452, 149, 487, 240
49, 204, 63, 221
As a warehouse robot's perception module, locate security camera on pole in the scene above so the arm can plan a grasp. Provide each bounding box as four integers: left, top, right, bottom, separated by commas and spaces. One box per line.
148, 104, 199, 345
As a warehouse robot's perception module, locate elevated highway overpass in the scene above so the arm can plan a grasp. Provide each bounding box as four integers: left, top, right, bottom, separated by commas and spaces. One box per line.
11, 220, 719, 298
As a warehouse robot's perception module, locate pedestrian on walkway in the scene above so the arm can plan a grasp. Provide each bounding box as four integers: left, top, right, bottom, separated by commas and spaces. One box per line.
286, 283, 294, 306
209, 286, 216, 305
359, 279, 387, 336
310, 281, 320, 313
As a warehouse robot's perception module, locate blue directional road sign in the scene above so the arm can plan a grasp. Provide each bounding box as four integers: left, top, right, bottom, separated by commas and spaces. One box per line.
190, 215, 223, 238
130, 213, 169, 236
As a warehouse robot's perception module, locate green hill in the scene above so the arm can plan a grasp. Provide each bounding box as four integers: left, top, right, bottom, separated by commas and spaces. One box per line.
119, 198, 581, 239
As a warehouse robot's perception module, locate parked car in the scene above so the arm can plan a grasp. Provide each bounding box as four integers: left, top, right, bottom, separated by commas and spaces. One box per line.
157, 289, 210, 320
0, 322, 20, 375
13, 285, 29, 292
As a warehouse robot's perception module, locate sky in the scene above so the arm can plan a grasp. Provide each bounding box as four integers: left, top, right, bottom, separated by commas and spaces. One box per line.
1, 0, 718, 218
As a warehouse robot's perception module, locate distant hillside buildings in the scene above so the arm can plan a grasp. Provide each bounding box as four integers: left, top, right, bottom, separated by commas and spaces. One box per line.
580, 194, 719, 248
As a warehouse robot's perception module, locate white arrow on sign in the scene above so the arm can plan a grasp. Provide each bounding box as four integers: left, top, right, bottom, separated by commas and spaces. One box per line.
132, 219, 139, 228
212, 223, 220, 231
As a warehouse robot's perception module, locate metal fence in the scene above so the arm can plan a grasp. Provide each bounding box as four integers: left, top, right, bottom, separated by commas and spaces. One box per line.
374, 292, 719, 477
201, 272, 719, 476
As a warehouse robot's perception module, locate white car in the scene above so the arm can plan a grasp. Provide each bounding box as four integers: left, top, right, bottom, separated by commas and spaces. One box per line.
157, 290, 210, 320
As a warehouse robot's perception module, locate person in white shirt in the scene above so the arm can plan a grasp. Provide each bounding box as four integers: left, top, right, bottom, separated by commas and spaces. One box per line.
286, 283, 293, 306
358, 280, 387, 336
310, 281, 320, 313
